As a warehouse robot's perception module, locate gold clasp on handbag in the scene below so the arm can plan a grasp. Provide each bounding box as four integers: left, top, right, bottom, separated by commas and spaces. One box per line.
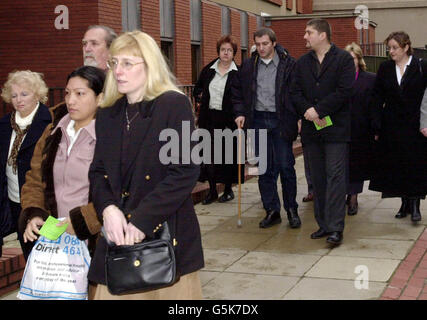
173, 238, 178, 246
134, 259, 141, 267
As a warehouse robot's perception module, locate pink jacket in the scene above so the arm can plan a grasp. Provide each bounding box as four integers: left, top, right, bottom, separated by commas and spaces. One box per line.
52, 114, 96, 219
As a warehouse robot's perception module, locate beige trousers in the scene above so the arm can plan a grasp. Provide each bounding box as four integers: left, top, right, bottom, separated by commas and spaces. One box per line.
90, 271, 203, 300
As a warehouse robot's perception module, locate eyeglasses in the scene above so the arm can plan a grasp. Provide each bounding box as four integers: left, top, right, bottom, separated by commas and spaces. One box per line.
107, 58, 144, 71
220, 48, 234, 53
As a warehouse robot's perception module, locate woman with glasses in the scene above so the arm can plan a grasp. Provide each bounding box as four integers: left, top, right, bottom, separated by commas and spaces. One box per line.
193, 35, 244, 205
88, 31, 203, 299
369, 31, 427, 221
0, 71, 51, 258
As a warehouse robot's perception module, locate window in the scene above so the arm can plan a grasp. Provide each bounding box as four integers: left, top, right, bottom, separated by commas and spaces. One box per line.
222, 6, 231, 35
161, 40, 174, 71
191, 0, 201, 43
241, 11, 248, 50
160, 0, 174, 39
192, 45, 201, 84
122, 0, 141, 31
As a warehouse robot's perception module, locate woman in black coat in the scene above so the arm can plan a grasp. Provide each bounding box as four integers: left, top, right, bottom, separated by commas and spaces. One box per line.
344, 43, 376, 215
193, 35, 244, 205
0, 70, 51, 257
88, 31, 203, 299
369, 31, 427, 222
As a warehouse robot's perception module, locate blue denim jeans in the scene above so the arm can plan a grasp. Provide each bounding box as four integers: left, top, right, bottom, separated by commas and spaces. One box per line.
253, 111, 298, 212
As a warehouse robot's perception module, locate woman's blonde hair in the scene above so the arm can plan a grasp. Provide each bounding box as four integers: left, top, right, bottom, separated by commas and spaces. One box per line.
345, 42, 367, 71
1, 70, 48, 104
101, 31, 182, 107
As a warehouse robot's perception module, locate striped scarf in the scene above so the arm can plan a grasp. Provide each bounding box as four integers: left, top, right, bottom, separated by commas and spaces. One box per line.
7, 111, 30, 174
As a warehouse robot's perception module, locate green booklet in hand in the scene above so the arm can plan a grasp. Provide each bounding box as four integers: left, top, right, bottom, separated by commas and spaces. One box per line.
39, 216, 68, 240
314, 115, 333, 130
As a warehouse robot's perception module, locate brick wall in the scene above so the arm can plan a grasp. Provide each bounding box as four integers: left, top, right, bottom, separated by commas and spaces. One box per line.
201, 1, 222, 66
248, 13, 259, 49
98, 0, 122, 33
271, 17, 359, 59
296, 0, 313, 14
0, 1, 121, 115
0, 248, 25, 297
174, 0, 192, 85
141, 0, 160, 44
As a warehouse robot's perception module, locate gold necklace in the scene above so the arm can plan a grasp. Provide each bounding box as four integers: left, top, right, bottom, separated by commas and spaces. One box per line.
125, 108, 139, 131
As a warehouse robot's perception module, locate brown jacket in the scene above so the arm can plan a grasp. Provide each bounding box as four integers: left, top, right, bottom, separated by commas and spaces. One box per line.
19, 102, 101, 256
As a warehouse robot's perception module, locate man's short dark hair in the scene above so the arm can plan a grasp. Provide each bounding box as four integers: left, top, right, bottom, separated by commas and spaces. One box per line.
307, 18, 331, 42
87, 25, 118, 48
253, 27, 277, 43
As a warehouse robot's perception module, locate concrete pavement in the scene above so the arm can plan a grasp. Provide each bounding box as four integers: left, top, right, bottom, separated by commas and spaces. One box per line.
1, 154, 426, 300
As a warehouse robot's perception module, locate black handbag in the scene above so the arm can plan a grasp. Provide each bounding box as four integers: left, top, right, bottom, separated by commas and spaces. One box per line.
105, 221, 178, 295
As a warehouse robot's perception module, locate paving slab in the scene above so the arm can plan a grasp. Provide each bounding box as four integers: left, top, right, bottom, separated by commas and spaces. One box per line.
306, 256, 401, 282
202, 272, 300, 300
283, 278, 387, 300
203, 248, 248, 271
225, 251, 322, 277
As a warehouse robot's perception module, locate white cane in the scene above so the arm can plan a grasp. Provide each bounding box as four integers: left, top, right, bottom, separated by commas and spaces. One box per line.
237, 127, 242, 227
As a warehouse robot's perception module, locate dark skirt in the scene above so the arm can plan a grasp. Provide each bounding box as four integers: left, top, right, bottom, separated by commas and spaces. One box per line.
198, 108, 244, 184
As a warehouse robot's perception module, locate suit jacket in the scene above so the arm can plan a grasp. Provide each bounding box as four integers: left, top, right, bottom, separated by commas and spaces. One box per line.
369, 57, 427, 196
0, 104, 51, 237
88, 91, 204, 284
291, 44, 355, 143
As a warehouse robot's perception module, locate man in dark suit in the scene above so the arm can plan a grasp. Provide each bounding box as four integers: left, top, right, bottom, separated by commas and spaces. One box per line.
291, 19, 355, 245
233, 27, 300, 229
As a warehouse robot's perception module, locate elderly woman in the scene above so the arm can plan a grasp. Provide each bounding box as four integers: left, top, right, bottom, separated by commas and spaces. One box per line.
0, 71, 51, 257
193, 35, 243, 204
369, 31, 427, 221
88, 31, 204, 299
344, 43, 376, 215
18, 66, 104, 265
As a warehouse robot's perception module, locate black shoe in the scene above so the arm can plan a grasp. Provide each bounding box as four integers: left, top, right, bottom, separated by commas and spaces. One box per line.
409, 199, 422, 222
218, 190, 234, 203
286, 208, 301, 228
310, 228, 330, 239
326, 232, 343, 245
347, 203, 358, 216
202, 191, 218, 205
259, 210, 281, 228
302, 193, 314, 202
395, 197, 409, 218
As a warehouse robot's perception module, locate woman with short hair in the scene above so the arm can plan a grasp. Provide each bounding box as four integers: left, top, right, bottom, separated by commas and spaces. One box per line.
193, 35, 244, 205
0, 70, 51, 257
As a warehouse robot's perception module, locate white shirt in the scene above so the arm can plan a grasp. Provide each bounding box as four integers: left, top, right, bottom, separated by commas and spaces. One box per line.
6, 103, 40, 202
396, 55, 413, 85
65, 119, 83, 156
208, 59, 238, 111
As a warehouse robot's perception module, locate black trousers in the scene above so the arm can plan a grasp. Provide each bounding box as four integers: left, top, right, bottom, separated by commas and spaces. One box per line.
305, 142, 348, 233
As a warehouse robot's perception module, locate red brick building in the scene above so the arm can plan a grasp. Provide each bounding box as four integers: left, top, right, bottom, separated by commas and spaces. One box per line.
268, 14, 376, 59
0, 0, 372, 116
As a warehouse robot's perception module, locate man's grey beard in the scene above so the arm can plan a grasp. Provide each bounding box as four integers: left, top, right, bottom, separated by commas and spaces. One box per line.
84, 58, 98, 67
